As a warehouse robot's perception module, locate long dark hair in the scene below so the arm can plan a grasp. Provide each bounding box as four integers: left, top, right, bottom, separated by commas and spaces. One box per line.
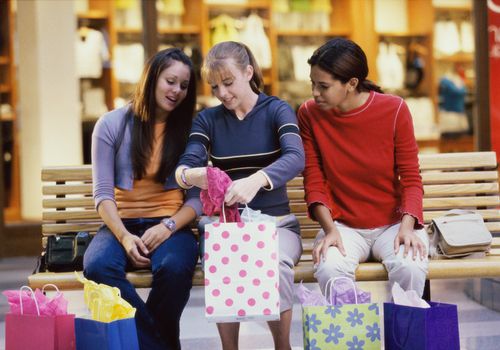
201, 41, 263, 94
129, 48, 196, 182
308, 38, 383, 93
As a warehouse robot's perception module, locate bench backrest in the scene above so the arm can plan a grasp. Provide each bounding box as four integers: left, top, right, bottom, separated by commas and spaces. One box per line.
41, 152, 500, 250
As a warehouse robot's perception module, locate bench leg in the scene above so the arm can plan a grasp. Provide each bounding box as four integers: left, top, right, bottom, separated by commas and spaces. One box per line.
422, 279, 431, 302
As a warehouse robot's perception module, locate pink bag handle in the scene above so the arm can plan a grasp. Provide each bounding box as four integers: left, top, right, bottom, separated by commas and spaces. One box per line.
324, 277, 359, 305
42, 283, 61, 296
19, 285, 40, 316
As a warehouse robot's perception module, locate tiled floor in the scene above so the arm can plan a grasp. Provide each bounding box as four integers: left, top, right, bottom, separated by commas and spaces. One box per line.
1, 256, 500, 349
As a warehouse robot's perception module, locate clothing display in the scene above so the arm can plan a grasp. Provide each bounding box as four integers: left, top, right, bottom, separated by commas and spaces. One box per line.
113, 44, 144, 83
75, 28, 110, 79
291, 45, 317, 81
298, 91, 424, 229
210, 14, 240, 46
434, 20, 461, 56
239, 13, 272, 69
439, 74, 469, 134
376, 42, 405, 91
405, 97, 438, 140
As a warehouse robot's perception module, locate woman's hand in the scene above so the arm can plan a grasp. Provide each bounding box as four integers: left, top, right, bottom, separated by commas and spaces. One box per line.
142, 224, 172, 253
394, 214, 426, 260
224, 172, 268, 206
120, 234, 151, 268
184, 167, 208, 189
313, 228, 346, 265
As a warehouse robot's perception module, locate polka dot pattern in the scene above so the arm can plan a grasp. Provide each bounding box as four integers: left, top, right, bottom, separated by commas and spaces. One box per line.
203, 221, 280, 321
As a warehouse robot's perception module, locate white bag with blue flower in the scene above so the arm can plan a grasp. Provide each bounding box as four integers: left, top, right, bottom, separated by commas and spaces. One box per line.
300, 278, 381, 350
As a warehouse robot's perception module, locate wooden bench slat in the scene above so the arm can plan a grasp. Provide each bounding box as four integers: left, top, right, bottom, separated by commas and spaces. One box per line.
43, 197, 94, 209
421, 171, 499, 184
42, 223, 102, 234
423, 209, 500, 222
43, 210, 100, 221
43, 184, 93, 196
423, 196, 500, 209
424, 183, 499, 197
29, 255, 500, 290
419, 152, 497, 171
42, 166, 92, 181
289, 184, 500, 201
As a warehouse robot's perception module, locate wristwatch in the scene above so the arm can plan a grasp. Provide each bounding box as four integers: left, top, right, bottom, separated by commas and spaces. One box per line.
161, 218, 177, 232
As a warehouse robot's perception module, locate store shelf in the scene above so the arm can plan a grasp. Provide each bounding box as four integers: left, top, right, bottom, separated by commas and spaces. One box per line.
435, 52, 474, 63
377, 31, 430, 38
0, 84, 11, 93
434, 5, 472, 13
206, 1, 270, 10
0, 113, 14, 121
116, 27, 143, 34
158, 25, 200, 35
77, 10, 108, 20
276, 29, 351, 37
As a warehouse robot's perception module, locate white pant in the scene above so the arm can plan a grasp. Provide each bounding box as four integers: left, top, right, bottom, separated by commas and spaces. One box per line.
314, 221, 429, 297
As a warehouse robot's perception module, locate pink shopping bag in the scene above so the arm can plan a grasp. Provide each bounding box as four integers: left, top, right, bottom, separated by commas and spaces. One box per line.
204, 219, 280, 322
4, 286, 75, 350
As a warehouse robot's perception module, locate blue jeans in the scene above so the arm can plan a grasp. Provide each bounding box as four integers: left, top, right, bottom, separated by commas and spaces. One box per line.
83, 217, 199, 350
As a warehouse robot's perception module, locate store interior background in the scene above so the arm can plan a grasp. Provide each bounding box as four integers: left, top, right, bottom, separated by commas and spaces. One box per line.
0, 0, 493, 257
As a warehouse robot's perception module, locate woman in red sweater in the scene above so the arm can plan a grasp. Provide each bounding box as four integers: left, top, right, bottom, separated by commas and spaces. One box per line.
297, 38, 429, 297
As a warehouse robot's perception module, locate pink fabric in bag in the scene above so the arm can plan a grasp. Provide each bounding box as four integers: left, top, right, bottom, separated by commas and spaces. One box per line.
3, 287, 68, 316
200, 167, 241, 222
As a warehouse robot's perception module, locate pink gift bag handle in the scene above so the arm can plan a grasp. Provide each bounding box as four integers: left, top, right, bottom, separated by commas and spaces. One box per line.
221, 204, 251, 223
42, 283, 61, 296
325, 277, 359, 305
19, 285, 41, 316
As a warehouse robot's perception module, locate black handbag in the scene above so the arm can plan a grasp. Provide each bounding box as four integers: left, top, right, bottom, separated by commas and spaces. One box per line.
45, 231, 93, 272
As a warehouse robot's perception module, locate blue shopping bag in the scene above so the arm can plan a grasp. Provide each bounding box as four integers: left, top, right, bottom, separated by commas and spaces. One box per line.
75, 317, 139, 350
384, 301, 460, 350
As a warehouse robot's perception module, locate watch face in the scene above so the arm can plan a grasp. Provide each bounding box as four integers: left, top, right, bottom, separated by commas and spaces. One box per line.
163, 218, 176, 231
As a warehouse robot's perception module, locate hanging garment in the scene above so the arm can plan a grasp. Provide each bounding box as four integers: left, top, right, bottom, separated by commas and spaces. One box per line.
376, 42, 405, 91
291, 45, 317, 81
434, 20, 461, 56
239, 13, 272, 69
160, 0, 185, 15
439, 75, 469, 134
75, 28, 110, 79
460, 21, 474, 53
113, 43, 144, 83
210, 14, 240, 47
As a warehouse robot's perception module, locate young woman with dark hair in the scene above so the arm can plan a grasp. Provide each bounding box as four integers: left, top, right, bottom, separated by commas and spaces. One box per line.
84, 48, 200, 350
176, 41, 305, 350
298, 38, 429, 297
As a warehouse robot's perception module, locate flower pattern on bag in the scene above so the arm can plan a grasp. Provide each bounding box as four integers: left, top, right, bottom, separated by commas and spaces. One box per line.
304, 313, 322, 333
304, 338, 321, 350
346, 336, 365, 350
324, 305, 341, 318
303, 304, 381, 350
322, 324, 344, 344
346, 309, 364, 327
365, 322, 380, 342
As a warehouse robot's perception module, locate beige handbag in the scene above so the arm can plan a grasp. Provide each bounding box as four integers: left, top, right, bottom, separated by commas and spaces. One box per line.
428, 210, 492, 258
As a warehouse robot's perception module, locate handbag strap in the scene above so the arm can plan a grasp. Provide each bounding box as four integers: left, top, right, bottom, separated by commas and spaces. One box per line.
324, 277, 359, 305
19, 285, 40, 316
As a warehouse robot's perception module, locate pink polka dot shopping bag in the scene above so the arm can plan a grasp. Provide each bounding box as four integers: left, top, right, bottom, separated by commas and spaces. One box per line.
203, 218, 280, 323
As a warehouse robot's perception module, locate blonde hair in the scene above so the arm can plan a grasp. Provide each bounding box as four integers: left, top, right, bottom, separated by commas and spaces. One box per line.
201, 41, 263, 94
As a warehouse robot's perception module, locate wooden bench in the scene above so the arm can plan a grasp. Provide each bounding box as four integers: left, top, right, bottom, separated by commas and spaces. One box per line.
29, 152, 500, 297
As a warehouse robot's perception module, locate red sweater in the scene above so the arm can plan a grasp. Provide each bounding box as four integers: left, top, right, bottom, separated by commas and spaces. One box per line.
297, 91, 424, 229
